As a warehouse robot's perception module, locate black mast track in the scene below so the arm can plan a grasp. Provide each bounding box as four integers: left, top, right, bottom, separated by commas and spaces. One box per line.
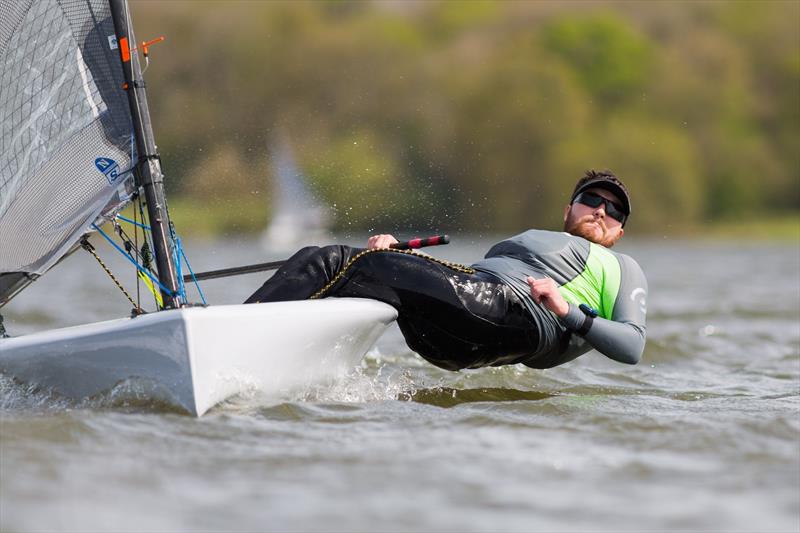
109, 0, 181, 309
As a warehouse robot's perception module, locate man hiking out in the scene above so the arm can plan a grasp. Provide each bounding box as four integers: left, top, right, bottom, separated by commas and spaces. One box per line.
246, 170, 647, 371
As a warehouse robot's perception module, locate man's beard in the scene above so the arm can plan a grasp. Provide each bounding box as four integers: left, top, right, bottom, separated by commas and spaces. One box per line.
564, 214, 618, 247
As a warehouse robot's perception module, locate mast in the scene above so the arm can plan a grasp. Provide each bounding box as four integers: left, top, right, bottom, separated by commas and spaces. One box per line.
109, 0, 181, 309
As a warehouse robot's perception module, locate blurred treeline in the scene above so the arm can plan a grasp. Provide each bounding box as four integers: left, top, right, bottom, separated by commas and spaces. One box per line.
132, 0, 799, 234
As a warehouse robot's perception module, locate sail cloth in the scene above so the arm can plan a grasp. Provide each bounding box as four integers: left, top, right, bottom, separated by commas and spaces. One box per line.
0, 0, 136, 304
261, 137, 332, 251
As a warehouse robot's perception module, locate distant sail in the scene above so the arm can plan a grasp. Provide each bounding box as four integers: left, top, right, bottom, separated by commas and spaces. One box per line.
0, 0, 136, 304
261, 138, 332, 251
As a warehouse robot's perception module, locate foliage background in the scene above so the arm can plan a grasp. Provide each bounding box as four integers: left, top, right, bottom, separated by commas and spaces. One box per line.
130, 0, 799, 236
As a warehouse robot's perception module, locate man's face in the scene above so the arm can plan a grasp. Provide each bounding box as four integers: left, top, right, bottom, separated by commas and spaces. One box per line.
563, 187, 625, 247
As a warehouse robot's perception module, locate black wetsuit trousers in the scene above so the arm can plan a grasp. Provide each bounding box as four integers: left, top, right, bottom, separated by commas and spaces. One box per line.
245, 245, 539, 370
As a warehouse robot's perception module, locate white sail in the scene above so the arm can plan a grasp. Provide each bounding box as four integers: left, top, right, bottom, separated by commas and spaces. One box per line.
261, 137, 332, 251
0, 0, 136, 305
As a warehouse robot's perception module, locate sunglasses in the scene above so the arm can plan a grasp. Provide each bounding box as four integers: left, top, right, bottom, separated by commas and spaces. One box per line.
573, 191, 627, 225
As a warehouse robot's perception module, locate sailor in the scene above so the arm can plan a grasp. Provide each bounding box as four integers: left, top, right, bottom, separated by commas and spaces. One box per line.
246, 170, 647, 370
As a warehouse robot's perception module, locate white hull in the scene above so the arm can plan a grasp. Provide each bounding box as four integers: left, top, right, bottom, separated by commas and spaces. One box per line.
0, 299, 397, 415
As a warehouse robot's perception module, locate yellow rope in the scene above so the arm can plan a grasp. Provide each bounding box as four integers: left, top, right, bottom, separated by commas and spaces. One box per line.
309, 247, 475, 300
137, 271, 163, 308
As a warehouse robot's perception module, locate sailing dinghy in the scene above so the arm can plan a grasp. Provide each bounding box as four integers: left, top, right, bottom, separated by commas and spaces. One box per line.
261, 136, 333, 252
0, 0, 397, 415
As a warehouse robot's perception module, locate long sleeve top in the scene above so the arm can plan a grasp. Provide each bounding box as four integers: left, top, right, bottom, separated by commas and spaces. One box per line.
472, 230, 648, 368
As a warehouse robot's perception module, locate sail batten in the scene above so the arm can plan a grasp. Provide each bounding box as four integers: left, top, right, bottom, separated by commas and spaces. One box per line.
0, 0, 136, 305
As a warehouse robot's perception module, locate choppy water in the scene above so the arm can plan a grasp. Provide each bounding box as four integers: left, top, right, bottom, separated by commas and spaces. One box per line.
1, 235, 798, 532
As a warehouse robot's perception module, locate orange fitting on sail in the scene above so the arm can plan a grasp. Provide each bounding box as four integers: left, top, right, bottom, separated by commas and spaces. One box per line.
141, 36, 165, 58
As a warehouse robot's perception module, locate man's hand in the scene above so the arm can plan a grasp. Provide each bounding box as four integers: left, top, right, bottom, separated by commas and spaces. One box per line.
527, 276, 569, 318
367, 234, 398, 249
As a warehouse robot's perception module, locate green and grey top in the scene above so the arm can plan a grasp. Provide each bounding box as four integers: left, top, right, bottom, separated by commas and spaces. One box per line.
472, 230, 647, 368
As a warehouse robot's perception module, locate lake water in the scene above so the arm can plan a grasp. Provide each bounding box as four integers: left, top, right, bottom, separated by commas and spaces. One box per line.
1, 235, 798, 532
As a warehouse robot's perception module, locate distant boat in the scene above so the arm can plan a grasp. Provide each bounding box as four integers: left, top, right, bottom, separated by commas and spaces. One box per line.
260, 139, 333, 252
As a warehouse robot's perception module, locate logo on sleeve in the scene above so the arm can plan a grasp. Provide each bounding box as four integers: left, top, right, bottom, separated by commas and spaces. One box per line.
630, 288, 646, 315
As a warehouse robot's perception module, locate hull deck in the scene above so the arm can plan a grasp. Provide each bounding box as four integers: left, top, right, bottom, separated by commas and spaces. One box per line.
0, 299, 397, 415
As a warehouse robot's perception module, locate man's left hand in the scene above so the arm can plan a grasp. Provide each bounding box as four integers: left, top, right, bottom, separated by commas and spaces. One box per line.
367, 234, 398, 249
527, 276, 569, 318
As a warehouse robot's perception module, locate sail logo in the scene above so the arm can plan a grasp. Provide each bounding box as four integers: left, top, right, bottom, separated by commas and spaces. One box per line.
95, 157, 121, 184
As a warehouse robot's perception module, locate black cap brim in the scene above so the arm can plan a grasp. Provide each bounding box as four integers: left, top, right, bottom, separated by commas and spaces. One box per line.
572, 179, 631, 217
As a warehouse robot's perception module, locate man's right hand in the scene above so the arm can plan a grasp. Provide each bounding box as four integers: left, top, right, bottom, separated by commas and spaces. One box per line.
527, 276, 569, 318
367, 234, 398, 249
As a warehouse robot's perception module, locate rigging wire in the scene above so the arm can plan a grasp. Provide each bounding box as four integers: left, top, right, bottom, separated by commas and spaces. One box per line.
134, 197, 140, 307
178, 240, 207, 305
137, 198, 161, 308
90, 222, 174, 299
104, 204, 161, 308
81, 237, 143, 314
173, 235, 186, 301
115, 211, 206, 305
117, 213, 150, 230
82, 192, 206, 310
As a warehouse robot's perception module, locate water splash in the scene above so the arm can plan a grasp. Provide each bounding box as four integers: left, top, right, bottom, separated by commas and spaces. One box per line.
0, 373, 188, 415
0, 372, 71, 412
